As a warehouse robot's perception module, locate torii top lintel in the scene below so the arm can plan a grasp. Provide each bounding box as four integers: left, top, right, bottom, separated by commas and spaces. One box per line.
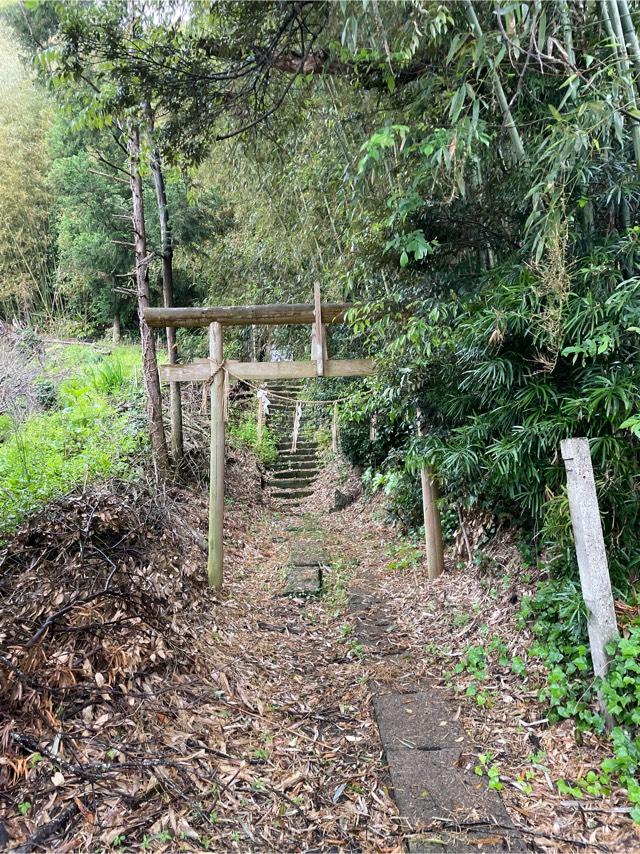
143, 302, 353, 329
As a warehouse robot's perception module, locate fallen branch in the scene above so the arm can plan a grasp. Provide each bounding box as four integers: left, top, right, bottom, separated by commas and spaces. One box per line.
13, 801, 81, 853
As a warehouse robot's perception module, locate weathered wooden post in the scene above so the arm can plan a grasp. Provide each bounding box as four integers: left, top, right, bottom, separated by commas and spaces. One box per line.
208, 321, 225, 589
421, 468, 444, 581
311, 282, 327, 376
560, 438, 618, 678
417, 413, 444, 581
291, 401, 302, 453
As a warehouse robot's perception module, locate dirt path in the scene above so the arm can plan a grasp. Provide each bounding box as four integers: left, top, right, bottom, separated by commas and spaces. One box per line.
3, 451, 638, 851
194, 504, 404, 850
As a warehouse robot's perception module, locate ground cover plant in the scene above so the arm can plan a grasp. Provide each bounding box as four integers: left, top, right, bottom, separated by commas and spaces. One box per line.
0, 334, 145, 535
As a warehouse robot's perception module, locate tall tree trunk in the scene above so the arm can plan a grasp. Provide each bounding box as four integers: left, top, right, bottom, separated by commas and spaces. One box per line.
128, 125, 168, 474
148, 136, 184, 463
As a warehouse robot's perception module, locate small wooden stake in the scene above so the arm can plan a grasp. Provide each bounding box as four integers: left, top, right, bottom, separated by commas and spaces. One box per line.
331, 401, 338, 453
208, 321, 225, 589
421, 468, 445, 580
291, 401, 302, 453
257, 393, 264, 442
370, 414, 377, 441
561, 438, 619, 679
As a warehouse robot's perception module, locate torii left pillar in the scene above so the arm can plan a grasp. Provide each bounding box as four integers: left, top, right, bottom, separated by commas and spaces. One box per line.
208, 321, 225, 588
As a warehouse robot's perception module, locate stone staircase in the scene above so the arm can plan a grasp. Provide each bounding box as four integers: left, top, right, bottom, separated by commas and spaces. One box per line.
264, 380, 319, 507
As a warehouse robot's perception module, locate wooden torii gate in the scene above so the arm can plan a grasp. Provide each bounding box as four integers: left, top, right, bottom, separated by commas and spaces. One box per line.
143, 288, 374, 589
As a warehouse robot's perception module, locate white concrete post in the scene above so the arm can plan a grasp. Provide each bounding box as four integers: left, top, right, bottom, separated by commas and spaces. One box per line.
560, 438, 619, 679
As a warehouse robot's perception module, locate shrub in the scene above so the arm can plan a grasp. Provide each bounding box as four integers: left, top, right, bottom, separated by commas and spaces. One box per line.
33, 376, 57, 409
0, 345, 144, 535
0, 397, 144, 535
0, 414, 13, 441
358, 241, 640, 585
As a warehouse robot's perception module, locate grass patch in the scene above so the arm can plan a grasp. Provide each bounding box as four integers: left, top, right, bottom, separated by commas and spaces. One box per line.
0, 344, 145, 536
228, 412, 278, 465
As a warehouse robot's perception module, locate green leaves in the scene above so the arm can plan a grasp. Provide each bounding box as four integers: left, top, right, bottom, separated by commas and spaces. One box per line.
385, 229, 437, 267
0, 346, 144, 536
357, 124, 410, 175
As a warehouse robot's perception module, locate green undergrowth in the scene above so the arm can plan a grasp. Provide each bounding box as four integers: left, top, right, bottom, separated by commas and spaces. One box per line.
227, 411, 278, 465
0, 343, 146, 536
446, 567, 640, 821
520, 580, 640, 820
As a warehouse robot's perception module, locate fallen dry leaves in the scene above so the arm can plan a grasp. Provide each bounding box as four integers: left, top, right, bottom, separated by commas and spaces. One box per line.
310, 458, 640, 854
3, 441, 640, 852
0, 451, 400, 851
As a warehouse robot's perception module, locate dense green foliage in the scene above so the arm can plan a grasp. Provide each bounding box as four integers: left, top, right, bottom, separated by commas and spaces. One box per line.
228, 413, 278, 465
1, 0, 638, 554
0, 24, 51, 313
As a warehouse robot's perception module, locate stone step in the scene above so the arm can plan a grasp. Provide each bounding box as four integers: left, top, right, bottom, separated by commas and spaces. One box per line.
276, 439, 318, 454
265, 388, 302, 396
284, 565, 322, 594
268, 477, 316, 490
271, 461, 318, 472
278, 451, 318, 463
271, 467, 319, 479
276, 439, 318, 451
289, 542, 329, 566
271, 489, 314, 500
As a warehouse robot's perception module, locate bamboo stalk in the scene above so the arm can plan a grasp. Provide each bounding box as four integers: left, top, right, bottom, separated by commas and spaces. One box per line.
607, 0, 640, 173
464, 0, 526, 162
557, 0, 576, 66
617, 0, 640, 84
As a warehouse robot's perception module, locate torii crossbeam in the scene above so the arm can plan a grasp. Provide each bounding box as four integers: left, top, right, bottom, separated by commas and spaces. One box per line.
143, 289, 374, 589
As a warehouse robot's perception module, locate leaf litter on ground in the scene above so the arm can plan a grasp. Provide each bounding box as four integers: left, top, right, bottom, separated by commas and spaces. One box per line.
0, 447, 401, 851
3, 437, 640, 852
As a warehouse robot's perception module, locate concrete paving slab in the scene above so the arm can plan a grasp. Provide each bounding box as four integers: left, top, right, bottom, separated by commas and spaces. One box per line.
289, 543, 328, 566
284, 565, 322, 594
352, 587, 525, 852
374, 690, 465, 751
